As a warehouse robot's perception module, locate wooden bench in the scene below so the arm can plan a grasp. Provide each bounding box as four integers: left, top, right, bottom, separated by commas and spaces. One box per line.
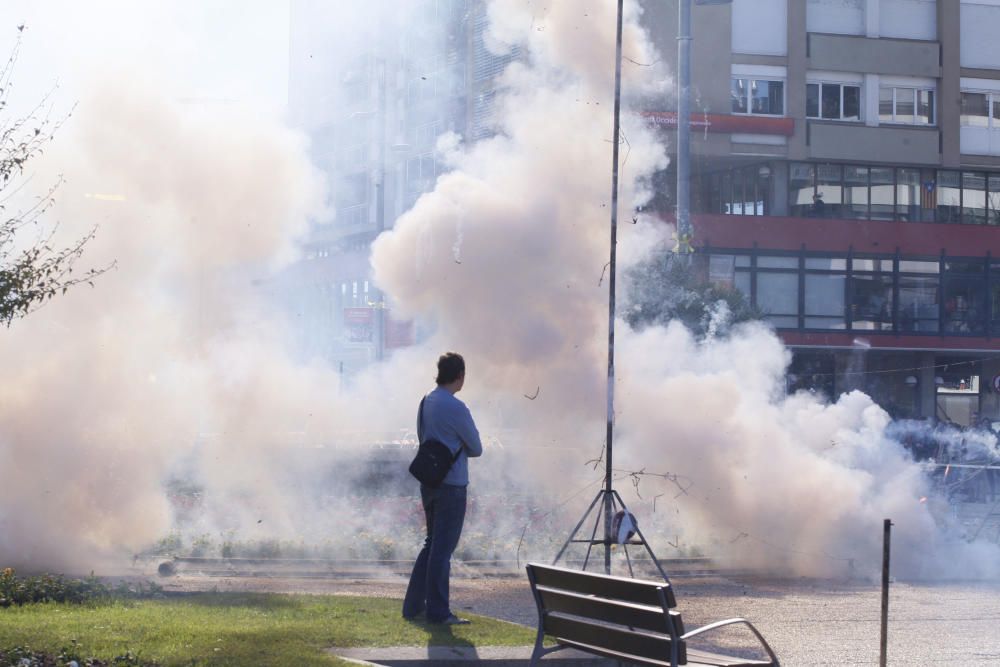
526, 563, 779, 667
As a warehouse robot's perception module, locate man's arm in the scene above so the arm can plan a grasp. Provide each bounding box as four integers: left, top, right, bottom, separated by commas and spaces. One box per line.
456, 404, 483, 457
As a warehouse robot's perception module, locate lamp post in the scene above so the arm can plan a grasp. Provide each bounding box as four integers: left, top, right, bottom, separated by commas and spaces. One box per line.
677, 0, 732, 254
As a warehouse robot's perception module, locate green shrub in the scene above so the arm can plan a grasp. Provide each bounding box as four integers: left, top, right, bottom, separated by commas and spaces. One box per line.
0, 568, 162, 608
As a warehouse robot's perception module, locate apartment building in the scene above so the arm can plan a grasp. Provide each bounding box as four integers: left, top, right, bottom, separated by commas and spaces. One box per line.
641, 0, 1000, 424
285, 0, 476, 370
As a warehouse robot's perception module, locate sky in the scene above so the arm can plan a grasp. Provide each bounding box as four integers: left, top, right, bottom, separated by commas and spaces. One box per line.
0, 2, 290, 118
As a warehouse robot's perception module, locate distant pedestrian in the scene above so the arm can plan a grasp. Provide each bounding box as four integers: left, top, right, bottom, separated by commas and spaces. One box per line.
402, 352, 483, 625
811, 193, 827, 217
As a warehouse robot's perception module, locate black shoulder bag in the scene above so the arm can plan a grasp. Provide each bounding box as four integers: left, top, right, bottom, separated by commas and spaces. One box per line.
408, 396, 462, 487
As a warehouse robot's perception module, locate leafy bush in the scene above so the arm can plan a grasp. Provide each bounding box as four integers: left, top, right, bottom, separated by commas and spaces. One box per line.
0, 644, 152, 666
0, 568, 162, 608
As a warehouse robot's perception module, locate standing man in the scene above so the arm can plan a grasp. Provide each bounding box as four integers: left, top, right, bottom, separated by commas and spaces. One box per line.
403, 352, 483, 625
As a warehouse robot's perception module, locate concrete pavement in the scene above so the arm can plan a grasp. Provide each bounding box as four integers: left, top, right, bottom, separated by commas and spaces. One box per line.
160, 571, 1000, 665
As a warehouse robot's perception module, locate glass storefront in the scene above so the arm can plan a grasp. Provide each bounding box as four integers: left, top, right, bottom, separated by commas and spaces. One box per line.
785, 162, 1000, 225
707, 250, 997, 335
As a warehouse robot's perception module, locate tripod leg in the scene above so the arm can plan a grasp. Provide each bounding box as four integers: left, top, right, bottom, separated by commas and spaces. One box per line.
552, 490, 604, 566
582, 496, 605, 572
623, 543, 634, 578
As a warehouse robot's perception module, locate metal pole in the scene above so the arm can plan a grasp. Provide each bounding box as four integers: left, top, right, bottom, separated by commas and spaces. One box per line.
374, 57, 387, 361
676, 0, 692, 254
603, 0, 625, 575
879, 518, 892, 667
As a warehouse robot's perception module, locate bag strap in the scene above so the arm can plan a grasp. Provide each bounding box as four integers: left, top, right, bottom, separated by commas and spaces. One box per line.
418, 394, 462, 462
418, 396, 426, 442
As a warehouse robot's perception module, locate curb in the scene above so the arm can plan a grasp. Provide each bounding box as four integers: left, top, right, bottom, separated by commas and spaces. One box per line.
331, 646, 618, 666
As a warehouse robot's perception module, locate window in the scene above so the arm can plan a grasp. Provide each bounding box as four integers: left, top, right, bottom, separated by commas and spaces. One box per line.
870, 168, 895, 221
961, 92, 991, 127
757, 255, 799, 328
817, 163, 844, 216
406, 154, 438, 193
936, 170, 962, 224
413, 121, 442, 152
784, 162, 1000, 224
963, 172, 987, 225
699, 250, 1000, 335
708, 254, 751, 297
943, 259, 987, 335
990, 174, 1000, 225
896, 168, 921, 222
850, 257, 894, 331
757, 275, 799, 328
702, 164, 772, 216
804, 257, 847, 329
732, 78, 784, 115
960, 88, 1000, 156
851, 274, 895, 331
789, 162, 815, 217
807, 82, 861, 121
992, 260, 1000, 336
844, 166, 869, 219
898, 261, 940, 333
880, 87, 935, 125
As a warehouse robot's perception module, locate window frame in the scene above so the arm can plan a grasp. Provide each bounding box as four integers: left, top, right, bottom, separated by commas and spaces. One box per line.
961, 89, 1000, 129
699, 248, 1000, 337
879, 86, 936, 126
806, 81, 863, 121
731, 77, 786, 117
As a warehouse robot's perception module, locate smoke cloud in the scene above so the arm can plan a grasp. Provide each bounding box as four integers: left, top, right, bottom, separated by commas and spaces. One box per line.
0, 0, 997, 581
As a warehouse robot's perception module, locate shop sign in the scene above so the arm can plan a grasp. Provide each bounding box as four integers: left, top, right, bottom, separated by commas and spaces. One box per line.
640, 111, 795, 136
343, 307, 373, 325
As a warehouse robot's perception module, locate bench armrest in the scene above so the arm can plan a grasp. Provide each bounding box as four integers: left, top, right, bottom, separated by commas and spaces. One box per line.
682, 617, 779, 666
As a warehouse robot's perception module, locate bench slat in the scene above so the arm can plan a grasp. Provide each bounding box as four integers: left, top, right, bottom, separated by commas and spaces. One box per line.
537, 585, 683, 636
545, 612, 687, 664
555, 638, 675, 667
528, 563, 677, 608
685, 648, 774, 667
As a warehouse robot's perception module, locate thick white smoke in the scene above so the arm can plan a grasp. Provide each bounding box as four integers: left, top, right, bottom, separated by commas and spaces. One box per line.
0, 0, 997, 581
373, 0, 1000, 579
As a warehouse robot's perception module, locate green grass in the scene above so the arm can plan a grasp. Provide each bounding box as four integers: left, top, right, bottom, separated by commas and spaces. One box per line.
0, 593, 537, 666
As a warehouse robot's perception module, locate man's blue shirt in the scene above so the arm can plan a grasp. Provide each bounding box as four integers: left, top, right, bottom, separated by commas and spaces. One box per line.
417, 386, 483, 487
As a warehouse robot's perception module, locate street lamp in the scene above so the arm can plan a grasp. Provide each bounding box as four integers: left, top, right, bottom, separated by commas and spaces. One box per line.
676, 0, 732, 254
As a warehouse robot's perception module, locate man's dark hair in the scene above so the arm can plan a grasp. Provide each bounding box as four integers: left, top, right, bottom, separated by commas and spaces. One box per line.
436, 352, 465, 385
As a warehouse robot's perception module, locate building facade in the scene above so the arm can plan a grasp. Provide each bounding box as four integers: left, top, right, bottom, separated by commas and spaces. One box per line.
285, 0, 513, 373
642, 0, 1000, 424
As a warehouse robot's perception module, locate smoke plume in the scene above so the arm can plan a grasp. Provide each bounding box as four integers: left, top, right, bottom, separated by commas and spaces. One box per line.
0, 0, 997, 581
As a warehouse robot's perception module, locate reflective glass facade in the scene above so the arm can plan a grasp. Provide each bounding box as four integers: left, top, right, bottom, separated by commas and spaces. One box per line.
707, 250, 999, 336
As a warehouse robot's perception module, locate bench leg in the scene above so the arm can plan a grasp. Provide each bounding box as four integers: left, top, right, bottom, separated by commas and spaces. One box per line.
530, 626, 544, 666
530, 631, 571, 665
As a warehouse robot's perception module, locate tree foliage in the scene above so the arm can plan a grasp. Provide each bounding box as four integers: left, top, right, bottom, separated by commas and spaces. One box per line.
0, 30, 111, 327
624, 246, 760, 338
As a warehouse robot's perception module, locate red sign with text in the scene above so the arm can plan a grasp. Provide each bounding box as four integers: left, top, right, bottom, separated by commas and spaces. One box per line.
640, 111, 795, 136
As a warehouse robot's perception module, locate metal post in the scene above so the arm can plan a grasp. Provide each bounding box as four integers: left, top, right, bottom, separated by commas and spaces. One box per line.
603, 0, 625, 576
374, 57, 387, 361
880, 518, 892, 667
676, 0, 692, 254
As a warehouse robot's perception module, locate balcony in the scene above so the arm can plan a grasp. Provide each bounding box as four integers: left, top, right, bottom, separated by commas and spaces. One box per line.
809, 121, 939, 165
808, 33, 940, 79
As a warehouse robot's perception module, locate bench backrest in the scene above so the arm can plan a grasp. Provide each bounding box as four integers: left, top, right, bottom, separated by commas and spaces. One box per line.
526, 563, 686, 666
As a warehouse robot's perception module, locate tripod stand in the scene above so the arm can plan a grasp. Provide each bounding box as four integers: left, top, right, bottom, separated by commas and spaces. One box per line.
551, 0, 670, 585
552, 486, 670, 582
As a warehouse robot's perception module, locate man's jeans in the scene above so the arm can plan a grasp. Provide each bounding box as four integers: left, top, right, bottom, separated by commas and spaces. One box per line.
402, 483, 467, 622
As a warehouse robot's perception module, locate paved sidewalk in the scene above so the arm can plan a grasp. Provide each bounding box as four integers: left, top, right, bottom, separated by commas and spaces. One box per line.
161, 572, 1000, 665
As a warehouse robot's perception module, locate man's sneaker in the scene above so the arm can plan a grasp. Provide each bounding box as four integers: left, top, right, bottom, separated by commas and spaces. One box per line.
431, 614, 470, 625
